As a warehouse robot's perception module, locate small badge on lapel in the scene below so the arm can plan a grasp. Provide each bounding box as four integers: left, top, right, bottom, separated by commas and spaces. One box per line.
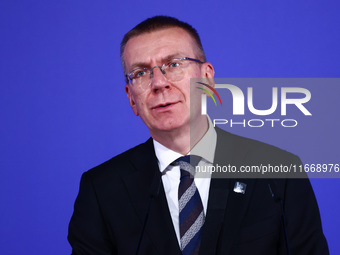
233, 182, 247, 194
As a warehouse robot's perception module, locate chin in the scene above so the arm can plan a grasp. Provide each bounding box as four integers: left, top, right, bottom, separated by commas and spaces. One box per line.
152, 119, 189, 132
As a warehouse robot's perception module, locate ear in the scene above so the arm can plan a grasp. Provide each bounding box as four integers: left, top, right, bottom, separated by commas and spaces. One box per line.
201, 62, 215, 87
125, 84, 139, 116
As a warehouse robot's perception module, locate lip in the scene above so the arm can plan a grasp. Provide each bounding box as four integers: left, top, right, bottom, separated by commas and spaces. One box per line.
152, 101, 179, 111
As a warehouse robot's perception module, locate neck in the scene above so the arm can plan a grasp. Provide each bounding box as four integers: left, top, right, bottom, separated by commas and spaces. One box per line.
150, 116, 209, 155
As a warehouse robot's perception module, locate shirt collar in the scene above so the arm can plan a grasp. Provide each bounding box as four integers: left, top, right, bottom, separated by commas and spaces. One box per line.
153, 116, 217, 172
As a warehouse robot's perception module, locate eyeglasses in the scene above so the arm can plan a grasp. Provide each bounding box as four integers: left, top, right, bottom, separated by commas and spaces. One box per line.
125, 57, 204, 90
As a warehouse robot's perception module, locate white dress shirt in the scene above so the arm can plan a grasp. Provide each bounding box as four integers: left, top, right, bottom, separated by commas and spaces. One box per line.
153, 117, 217, 245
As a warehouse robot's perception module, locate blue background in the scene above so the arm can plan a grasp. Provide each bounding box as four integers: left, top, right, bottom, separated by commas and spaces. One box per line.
0, 1, 339, 254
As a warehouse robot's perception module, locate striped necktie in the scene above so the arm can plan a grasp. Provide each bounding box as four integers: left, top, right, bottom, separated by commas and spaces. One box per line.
172, 155, 205, 255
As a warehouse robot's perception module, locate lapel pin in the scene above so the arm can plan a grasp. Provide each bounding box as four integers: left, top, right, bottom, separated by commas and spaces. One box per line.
233, 182, 247, 194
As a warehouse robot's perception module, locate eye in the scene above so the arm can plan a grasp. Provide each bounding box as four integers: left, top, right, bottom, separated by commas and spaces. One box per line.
168, 60, 182, 68
132, 69, 147, 79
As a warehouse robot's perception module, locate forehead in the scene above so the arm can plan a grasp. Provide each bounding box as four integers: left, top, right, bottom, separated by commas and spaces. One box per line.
123, 27, 197, 70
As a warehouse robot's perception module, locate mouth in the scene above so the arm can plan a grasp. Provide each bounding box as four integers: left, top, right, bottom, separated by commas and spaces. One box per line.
152, 102, 179, 110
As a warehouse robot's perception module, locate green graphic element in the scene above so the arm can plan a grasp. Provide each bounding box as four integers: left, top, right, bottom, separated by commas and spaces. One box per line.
196, 87, 217, 105
196, 82, 223, 106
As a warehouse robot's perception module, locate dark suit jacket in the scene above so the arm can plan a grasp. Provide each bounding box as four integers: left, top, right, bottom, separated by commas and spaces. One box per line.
68, 128, 329, 255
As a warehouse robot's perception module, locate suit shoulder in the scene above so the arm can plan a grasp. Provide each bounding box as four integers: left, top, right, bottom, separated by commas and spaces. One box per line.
216, 127, 300, 163
85, 138, 154, 179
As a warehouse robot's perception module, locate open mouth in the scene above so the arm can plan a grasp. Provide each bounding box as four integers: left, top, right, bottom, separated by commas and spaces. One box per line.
159, 103, 172, 108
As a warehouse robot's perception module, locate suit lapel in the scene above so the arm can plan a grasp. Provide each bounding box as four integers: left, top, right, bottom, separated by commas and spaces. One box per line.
199, 177, 230, 254
200, 128, 256, 254
121, 139, 181, 255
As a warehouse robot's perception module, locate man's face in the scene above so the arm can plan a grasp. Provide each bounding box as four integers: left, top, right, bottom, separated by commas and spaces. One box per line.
123, 27, 214, 136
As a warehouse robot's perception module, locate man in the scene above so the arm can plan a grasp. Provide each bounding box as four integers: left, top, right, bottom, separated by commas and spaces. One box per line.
68, 16, 329, 255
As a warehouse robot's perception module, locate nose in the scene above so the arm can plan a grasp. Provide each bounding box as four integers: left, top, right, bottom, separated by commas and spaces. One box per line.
150, 66, 171, 91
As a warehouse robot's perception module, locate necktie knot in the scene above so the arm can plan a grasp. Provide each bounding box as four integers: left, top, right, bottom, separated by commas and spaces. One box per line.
173, 155, 201, 167
171, 155, 202, 178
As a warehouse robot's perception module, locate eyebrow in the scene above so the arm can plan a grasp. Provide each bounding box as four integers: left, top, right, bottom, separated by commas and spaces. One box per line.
128, 53, 183, 72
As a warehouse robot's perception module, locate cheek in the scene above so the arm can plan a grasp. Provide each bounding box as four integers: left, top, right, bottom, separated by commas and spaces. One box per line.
135, 99, 144, 111
134, 94, 149, 115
